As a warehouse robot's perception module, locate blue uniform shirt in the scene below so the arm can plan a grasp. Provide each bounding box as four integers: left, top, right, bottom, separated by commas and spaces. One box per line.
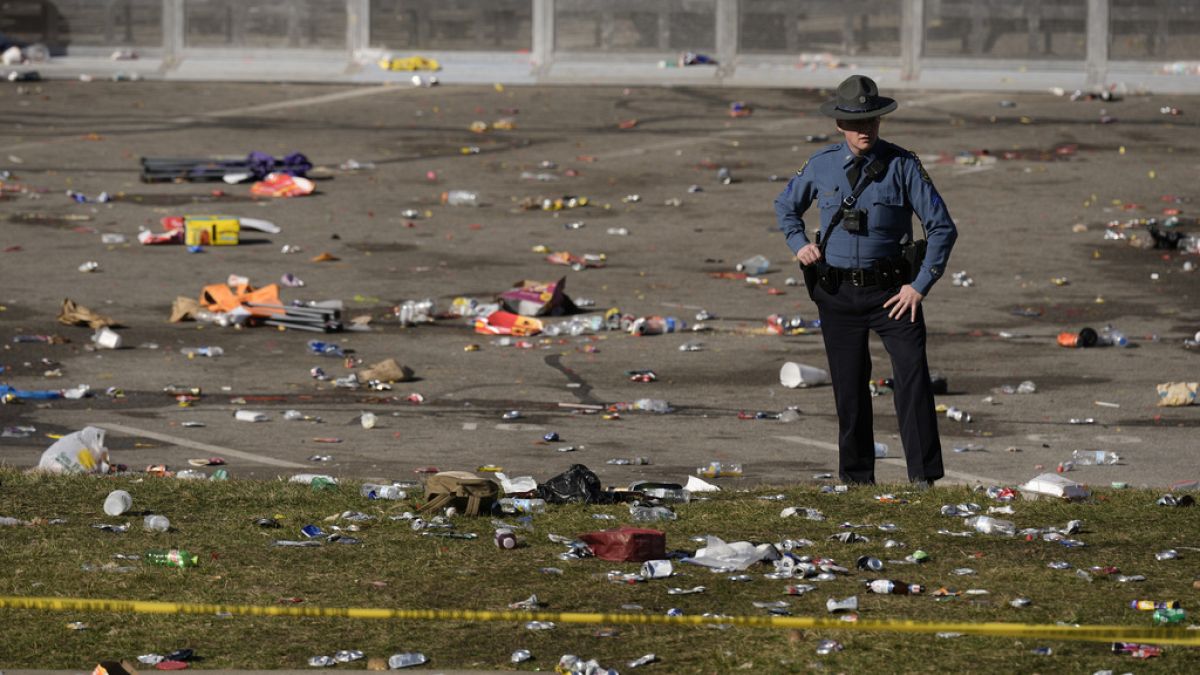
774, 139, 957, 296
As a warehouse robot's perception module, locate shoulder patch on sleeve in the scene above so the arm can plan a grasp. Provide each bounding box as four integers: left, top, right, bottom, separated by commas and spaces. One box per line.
911, 152, 932, 183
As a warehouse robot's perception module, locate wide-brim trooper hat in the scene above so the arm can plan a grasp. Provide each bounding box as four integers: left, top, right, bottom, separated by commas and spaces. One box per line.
819, 75, 897, 120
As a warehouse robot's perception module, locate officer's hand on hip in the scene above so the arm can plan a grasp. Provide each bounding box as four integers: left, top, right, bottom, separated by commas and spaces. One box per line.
796, 243, 822, 266
884, 285, 924, 322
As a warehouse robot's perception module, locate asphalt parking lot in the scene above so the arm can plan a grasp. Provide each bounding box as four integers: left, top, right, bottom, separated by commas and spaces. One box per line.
1, 79, 1197, 491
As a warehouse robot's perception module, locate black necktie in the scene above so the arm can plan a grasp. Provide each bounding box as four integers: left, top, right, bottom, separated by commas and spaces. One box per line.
847, 156, 866, 188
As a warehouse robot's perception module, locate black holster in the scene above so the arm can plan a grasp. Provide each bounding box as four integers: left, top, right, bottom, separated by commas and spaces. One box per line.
802, 262, 839, 300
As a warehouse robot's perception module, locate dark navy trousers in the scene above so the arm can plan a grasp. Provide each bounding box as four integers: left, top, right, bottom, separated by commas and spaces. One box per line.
813, 282, 944, 484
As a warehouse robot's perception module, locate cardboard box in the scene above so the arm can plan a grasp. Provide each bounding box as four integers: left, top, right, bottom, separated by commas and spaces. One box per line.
184, 215, 240, 246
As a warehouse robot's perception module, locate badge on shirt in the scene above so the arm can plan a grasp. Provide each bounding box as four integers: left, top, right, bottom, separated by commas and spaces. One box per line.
796, 159, 809, 176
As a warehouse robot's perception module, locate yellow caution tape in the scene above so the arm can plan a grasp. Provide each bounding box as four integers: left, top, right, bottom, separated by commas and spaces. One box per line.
1, 595, 1197, 646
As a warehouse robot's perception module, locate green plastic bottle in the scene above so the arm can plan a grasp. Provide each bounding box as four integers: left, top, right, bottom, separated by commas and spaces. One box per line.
145, 549, 199, 568
1153, 608, 1186, 625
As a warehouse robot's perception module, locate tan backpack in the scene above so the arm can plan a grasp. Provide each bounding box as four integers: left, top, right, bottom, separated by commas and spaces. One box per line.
418, 471, 500, 516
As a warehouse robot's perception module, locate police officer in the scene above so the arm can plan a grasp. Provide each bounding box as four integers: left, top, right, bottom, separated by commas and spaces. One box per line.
774, 75, 958, 487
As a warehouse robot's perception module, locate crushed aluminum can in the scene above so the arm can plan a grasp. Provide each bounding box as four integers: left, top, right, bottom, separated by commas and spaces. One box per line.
307, 655, 336, 667
387, 652, 427, 669
641, 559, 673, 579
1048, 561, 1072, 570
1116, 574, 1147, 583
508, 595, 540, 610
511, 649, 532, 664
781, 506, 825, 520
1155, 549, 1179, 561
727, 574, 753, 582
1010, 597, 1033, 608
667, 586, 706, 595
502, 410, 521, 420
785, 584, 817, 595
542, 432, 559, 442
816, 639, 843, 655
628, 654, 658, 668
856, 556, 884, 572
753, 600, 789, 610
525, 621, 555, 630
829, 531, 869, 544
137, 654, 166, 665
1157, 494, 1196, 507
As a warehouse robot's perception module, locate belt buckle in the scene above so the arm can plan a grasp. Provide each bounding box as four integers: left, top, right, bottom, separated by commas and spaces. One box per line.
849, 269, 865, 287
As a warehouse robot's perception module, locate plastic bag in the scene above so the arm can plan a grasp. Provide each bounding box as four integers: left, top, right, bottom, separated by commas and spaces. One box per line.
37, 426, 110, 474
538, 463, 609, 504
496, 472, 538, 495
684, 535, 779, 571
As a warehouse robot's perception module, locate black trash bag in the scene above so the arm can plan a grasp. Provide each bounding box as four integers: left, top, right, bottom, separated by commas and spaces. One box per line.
1148, 224, 1184, 250
538, 464, 611, 504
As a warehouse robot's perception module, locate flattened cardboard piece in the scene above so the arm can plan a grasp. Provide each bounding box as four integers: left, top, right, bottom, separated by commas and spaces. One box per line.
499, 277, 577, 317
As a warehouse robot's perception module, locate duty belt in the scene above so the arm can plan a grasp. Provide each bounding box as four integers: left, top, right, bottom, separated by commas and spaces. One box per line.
840, 267, 881, 287
831, 259, 907, 288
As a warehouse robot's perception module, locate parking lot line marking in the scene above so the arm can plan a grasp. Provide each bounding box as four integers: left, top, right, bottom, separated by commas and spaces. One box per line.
0, 86, 412, 153
174, 84, 409, 123
775, 435, 997, 485
92, 422, 309, 469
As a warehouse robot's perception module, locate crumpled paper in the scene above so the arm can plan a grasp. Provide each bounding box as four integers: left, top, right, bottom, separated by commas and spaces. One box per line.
170, 296, 202, 323
357, 358, 414, 383
1157, 381, 1197, 407
57, 298, 116, 329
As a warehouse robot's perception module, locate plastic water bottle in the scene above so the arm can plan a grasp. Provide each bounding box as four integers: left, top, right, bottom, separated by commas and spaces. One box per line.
629, 316, 685, 336
629, 504, 677, 521
180, 346, 223, 358
441, 190, 479, 206
1071, 449, 1120, 465
388, 654, 428, 669
697, 461, 743, 478
633, 398, 672, 413
1101, 325, 1130, 347
143, 515, 170, 532
964, 515, 1015, 536
497, 498, 546, 515
145, 549, 198, 568
866, 579, 923, 595
307, 340, 344, 357
736, 255, 770, 275
361, 483, 406, 500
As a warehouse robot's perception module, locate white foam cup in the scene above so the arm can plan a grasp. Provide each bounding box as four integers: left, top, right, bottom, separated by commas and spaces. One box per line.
780, 362, 829, 388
